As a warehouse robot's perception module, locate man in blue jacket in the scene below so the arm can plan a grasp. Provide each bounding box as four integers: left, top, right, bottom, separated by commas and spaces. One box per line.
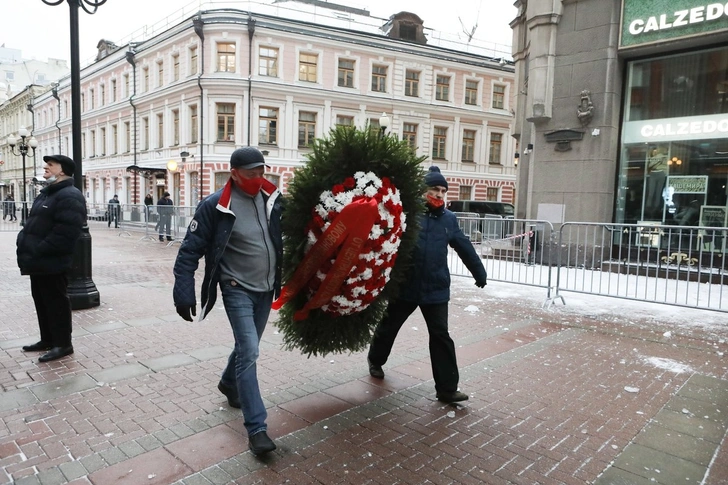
367, 166, 487, 403
173, 147, 283, 456
17, 155, 86, 363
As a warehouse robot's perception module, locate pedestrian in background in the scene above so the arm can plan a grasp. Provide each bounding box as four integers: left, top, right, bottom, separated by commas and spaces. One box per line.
157, 191, 173, 241
367, 165, 487, 403
3, 194, 16, 222
107, 194, 121, 228
16, 155, 86, 363
173, 147, 283, 456
144, 190, 154, 222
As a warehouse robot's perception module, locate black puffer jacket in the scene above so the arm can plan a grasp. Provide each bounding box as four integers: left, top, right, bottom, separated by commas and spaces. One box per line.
16, 178, 87, 275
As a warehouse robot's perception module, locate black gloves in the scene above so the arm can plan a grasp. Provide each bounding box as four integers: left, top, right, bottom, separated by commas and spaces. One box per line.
474, 279, 487, 288
176, 304, 197, 322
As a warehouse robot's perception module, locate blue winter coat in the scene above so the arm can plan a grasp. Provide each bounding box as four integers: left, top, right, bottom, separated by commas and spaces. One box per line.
16, 178, 86, 275
172, 179, 283, 320
398, 206, 487, 304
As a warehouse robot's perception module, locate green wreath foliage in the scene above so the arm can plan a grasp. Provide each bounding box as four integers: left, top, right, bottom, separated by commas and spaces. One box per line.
276, 125, 427, 357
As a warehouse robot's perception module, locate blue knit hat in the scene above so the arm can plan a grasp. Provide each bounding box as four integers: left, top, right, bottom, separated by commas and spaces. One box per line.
424, 166, 448, 190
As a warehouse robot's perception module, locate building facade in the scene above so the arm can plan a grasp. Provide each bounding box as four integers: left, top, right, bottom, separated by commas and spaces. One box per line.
511, 0, 728, 235
17, 3, 515, 208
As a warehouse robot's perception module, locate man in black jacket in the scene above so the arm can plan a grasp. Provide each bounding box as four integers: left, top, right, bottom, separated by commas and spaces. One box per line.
16, 155, 86, 363
157, 191, 174, 241
107, 194, 121, 228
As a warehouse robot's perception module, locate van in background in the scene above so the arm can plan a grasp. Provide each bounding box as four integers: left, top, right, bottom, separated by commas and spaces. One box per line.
446, 200, 515, 218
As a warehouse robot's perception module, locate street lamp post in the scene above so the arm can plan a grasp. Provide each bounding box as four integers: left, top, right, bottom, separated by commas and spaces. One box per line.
42, 0, 107, 310
7, 127, 38, 225
379, 112, 391, 137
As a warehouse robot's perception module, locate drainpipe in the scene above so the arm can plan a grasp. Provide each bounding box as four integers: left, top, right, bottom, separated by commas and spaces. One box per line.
51, 83, 61, 152
247, 16, 256, 146
194, 14, 205, 202
125, 47, 138, 203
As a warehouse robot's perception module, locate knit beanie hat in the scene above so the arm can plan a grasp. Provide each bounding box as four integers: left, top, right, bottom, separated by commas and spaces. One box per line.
424, 166, 448, 190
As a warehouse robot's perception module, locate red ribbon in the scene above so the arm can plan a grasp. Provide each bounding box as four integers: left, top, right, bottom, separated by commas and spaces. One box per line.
272, 198, 380, 320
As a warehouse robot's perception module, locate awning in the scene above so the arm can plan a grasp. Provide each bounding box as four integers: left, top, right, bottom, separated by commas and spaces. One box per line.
126, 165, 167, 177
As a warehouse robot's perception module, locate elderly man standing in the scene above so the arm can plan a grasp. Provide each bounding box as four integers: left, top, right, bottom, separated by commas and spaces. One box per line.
17, 155, 86, 363
173, 147, 283, 456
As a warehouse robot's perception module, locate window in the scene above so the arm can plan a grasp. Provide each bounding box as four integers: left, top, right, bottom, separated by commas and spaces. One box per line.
100, 85, 105, 106
217, 103, 235, 142
335, 115, 354, 127
81, 93, 85, 112
462, 130, 476, 162
217, 42, 236, 72
405, 70, 419, 97
190, 46, 198, 75
436, 75, 450, 101
157, 61, 164, 87
142, 117, 149, 150
432, 127, 447, 159
259, 107, 278, 145
123, 74, 130, 98
215, 172, 228, 192
90, 130, 96, 157
299, 53, 318, 82
492, 84, 506, 109
465, 80, 479, 105
458, 185, 472, 200
143, 67, 149, 92
190, 105, 198, 144
400, 24, 417, 41
371, 65, 387, 92
489, 133, 502, 164
111, 124, 118, 154
89, 89, 95, 109
189, 172, 199, 204
369, 118, 381, 134
111, 79, 117, 102
172, 109, 180, 146
403, 123, 417, 150
63, 100, 68, 119
172, 54, 180, 81
124, 121, 131, 153
338, 59, 355, 87
259, 47, 279, 77
4, 71, 14, 82
100, 128, 106, 156
298, 112, 316, 147
486, 187, 499, 201
82, 133, 86, 158
157, 114, 164, 148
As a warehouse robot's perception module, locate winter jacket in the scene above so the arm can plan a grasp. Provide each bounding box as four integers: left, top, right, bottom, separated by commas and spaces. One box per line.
16, 178, 86, 275
157, 197, 174, 216
398, 206, 487, 304
173, 178, 283, 320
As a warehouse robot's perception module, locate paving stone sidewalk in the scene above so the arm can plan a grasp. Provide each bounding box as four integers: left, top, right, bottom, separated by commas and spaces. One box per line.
0, 224, 726, 485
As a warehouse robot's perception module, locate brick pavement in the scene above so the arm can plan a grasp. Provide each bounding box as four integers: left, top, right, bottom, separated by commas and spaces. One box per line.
0, 223, 726, 485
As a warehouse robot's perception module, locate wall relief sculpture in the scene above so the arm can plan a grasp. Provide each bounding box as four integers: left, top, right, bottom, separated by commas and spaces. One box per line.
577, 89, 594, 127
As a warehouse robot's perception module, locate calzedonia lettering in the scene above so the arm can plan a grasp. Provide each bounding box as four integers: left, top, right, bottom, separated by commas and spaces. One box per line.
640, 119, 728, 138
628, 2, 728, 36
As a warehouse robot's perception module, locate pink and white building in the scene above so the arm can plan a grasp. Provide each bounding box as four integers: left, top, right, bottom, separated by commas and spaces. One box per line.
27, 2, 515, 207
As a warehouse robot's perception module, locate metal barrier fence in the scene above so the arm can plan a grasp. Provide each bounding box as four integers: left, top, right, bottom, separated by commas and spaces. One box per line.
87, 203, 196, 245
551, 222, 727, 312
451, 215, 728, 313
0, 199, 29, 231
449, 215, 557, 300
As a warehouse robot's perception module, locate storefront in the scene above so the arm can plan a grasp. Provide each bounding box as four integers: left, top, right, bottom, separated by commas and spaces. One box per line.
615, 0, 728, 254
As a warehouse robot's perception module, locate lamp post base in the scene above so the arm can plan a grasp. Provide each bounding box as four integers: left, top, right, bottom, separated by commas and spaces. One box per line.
68, 225, 100, 310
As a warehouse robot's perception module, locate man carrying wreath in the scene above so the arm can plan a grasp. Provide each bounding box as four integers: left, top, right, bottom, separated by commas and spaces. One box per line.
173, 146, 282, 456
367, 165, 488, 403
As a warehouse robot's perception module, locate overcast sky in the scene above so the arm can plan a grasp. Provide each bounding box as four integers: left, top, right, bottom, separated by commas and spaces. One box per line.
1, 0, 516, 65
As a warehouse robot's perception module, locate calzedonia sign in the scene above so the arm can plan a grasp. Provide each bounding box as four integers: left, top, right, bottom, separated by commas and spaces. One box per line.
621, 0, 728, 48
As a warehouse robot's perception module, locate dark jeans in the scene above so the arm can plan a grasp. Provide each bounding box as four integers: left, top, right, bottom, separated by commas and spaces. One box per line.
30, 273, 72, 347
219, 282, 274, 436
368, 300, 459, 393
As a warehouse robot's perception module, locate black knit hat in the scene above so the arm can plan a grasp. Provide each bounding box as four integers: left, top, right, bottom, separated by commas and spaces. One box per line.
230, 147, 266, 169
424, 165, 448, 190
43, 154, 75, 176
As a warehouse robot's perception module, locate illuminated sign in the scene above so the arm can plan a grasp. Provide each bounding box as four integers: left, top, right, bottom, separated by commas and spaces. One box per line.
623, 113, 728, 143
621, 0, 728, 48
